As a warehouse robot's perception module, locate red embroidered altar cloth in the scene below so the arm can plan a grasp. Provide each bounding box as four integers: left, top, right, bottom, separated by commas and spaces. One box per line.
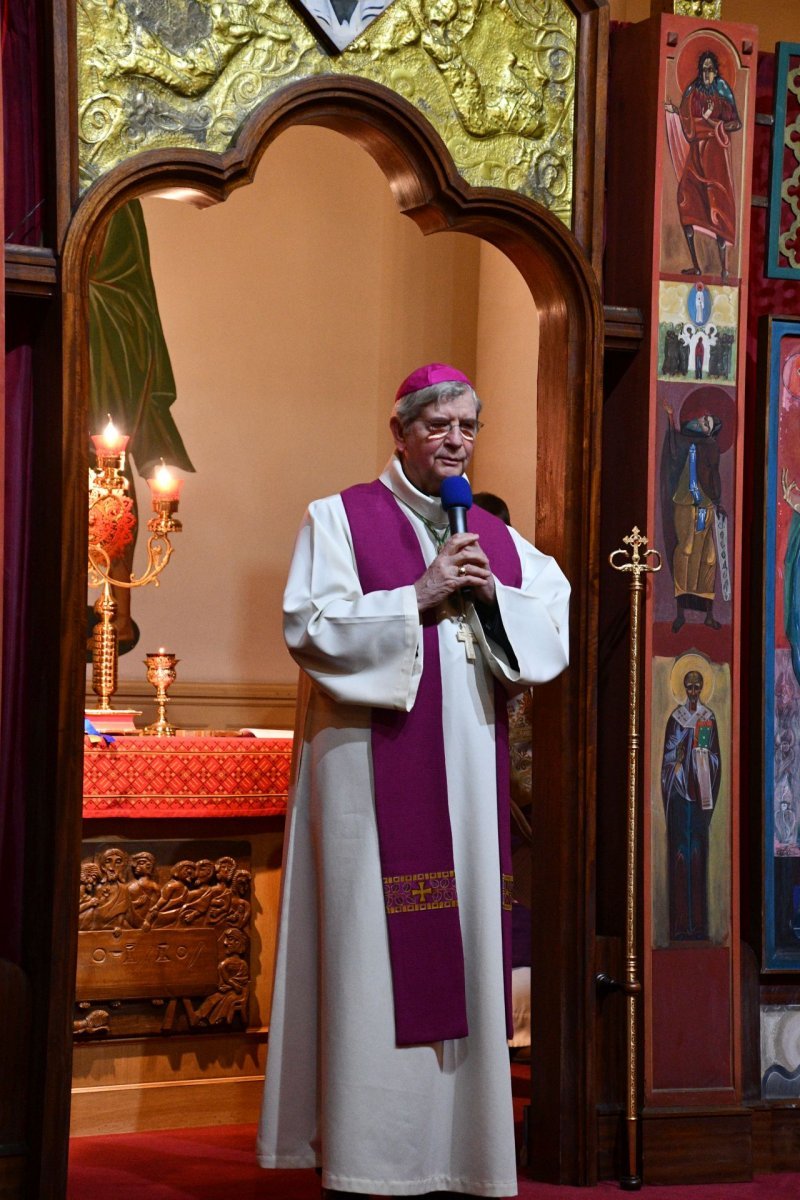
83, 734, 292, 819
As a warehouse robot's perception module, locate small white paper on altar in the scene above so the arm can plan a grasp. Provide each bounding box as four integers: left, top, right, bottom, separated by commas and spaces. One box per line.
239, 728, 294, 739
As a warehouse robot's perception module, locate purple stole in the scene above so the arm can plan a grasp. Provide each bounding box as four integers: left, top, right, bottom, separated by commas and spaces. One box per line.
341, 479, 522, 1045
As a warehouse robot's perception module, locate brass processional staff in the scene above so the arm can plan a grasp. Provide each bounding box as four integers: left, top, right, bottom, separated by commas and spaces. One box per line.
609, 527, 661, 1190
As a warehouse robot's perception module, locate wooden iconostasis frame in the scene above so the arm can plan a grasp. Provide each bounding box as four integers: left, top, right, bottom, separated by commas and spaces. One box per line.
5, 5, 609, 1197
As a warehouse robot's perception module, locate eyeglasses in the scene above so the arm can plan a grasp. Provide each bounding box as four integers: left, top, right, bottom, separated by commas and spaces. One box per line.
416, 418, 484, 442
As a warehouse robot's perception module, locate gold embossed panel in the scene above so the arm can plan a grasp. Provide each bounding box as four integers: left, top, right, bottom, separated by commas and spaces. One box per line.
673, 2, 722, 18
77, 0, 577, 223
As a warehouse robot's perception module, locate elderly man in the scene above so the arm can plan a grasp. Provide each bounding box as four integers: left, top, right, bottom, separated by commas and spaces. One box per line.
257, 364, 570, 1198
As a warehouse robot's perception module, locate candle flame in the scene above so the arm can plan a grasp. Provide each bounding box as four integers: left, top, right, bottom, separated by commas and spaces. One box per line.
102, 417, 121, 446
147, 459, 182, 504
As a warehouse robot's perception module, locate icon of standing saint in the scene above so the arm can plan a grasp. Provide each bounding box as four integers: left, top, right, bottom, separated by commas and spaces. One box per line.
665, 47, 742, 279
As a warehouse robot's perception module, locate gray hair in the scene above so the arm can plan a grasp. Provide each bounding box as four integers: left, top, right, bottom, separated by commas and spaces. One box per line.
393, 381, 482, 427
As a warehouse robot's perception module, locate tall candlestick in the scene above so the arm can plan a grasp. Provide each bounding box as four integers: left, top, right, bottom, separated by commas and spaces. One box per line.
88, 436, 185, 722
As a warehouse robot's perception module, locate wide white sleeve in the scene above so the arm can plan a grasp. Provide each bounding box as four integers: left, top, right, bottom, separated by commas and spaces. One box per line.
283, 495, 423, 709
469, 527, 570, 688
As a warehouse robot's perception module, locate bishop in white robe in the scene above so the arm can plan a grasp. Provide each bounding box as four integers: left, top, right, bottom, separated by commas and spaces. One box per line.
257, 365, 570, 1198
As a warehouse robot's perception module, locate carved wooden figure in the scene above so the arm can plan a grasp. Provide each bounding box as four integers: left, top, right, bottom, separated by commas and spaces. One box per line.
74, 844, 253, 1038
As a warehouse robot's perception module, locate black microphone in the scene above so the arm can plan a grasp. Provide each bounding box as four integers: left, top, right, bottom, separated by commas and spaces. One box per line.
440, 476, 473, 596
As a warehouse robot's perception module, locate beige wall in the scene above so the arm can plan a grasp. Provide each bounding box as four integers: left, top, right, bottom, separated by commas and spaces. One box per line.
473, 242, 538, 541
609, 0, 800, 47
105, 126, 537, 692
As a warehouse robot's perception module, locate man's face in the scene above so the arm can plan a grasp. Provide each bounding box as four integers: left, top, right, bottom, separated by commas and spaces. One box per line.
391, 392, 478, 496
702, 57, 717, 86
684, 673, 703, 706
131, 854, 154, 878
195, 860, 214, 885
82, 864, 100, 888
698, 413, 714, 435
101, 850, 126, 881
216, 858, 236, 883
223, 929, 246, 955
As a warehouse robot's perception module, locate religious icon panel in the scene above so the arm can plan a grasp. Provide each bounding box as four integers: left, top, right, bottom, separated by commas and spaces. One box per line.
660, 28, 750, 283
650, 653, 731, 950
657, 280, 738, 386
652, 382, 736, 655
760, 318, 800, 970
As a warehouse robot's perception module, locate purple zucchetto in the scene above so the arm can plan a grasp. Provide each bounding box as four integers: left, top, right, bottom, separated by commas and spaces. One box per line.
394, 362, 473, 401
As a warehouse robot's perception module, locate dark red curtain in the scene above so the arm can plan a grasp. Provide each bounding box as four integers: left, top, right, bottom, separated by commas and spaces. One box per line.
0, 335, 34, 964
1, 0, 45, 964
3, 0, 44, 245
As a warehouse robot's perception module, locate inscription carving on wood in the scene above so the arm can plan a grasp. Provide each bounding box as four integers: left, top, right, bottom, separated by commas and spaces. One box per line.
77, 929, 220, 999
74, 841, 252, 1038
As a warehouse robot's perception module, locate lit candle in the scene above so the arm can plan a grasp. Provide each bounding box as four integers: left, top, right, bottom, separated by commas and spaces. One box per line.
91, 416, 130, 458
148, 462, 183, 504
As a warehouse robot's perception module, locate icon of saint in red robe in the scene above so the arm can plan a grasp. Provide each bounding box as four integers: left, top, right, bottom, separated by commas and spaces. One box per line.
665, 50, 742, 279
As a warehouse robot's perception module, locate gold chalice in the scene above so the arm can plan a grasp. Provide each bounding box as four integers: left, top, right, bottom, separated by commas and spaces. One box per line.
143, 651, 179, 736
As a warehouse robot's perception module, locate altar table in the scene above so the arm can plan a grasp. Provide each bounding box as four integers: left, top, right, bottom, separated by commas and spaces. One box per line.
82, 733, 292, 819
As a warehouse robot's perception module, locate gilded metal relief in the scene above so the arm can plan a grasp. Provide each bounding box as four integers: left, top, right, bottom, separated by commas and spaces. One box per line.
672, 1, 722, 19
78, 0, 576, 222
74, 842, 253, 1038
346, 0, 576, 219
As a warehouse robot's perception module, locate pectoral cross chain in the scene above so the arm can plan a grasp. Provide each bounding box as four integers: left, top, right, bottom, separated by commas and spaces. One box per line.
456, 619, 476, 663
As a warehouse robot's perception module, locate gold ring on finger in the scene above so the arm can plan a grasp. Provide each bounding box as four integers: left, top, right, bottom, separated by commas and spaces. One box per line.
458, 565, 467, 577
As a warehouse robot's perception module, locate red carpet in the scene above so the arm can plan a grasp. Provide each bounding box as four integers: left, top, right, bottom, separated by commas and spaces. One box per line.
67, 1064, 800, 1199
66, 1123, 800, 1200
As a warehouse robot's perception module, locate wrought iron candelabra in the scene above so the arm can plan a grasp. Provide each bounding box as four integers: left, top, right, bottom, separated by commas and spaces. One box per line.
87, 420, 184, 721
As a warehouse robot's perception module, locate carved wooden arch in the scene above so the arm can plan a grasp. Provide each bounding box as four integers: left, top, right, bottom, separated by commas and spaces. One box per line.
58, 76, 603, 1185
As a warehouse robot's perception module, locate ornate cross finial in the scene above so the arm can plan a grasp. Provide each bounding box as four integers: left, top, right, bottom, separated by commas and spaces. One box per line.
610, 526, 662, 576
